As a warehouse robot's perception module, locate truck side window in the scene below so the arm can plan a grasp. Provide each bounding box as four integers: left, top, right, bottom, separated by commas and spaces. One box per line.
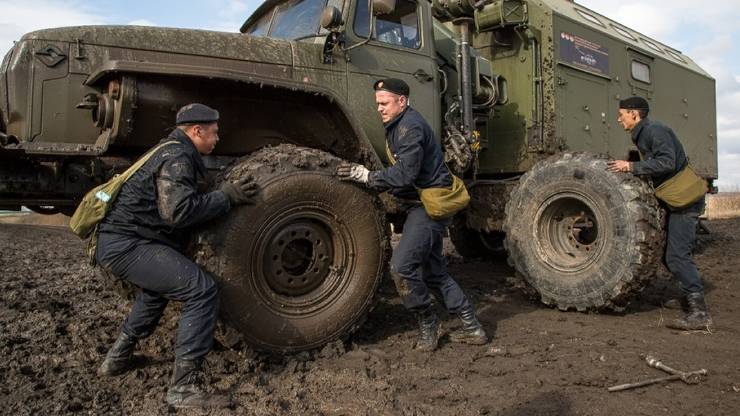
269, 0, 327, 40
246, 11, 274, 37
354, 0, 421, 49
631, 60, 651, 84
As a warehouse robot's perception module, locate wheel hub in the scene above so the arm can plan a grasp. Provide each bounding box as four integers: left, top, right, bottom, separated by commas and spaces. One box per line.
263, 221, 333, 296
535, 193, 603, 272
566, 211, 598, 252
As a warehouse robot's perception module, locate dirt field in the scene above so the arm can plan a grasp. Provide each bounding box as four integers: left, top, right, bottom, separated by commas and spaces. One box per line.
1, 219, 739, 416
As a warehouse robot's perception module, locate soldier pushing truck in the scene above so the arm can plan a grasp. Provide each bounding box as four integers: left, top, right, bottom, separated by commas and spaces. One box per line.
608, 96, 711, 331
94, 104, 258, 409
338, 78, 487, 351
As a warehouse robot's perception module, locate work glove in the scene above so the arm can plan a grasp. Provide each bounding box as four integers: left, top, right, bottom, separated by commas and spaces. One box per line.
336, 162, 369, 184
220, 176, 259, 206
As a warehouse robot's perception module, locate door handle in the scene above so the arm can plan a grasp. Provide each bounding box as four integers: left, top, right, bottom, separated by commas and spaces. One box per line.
413, 69, 434, 83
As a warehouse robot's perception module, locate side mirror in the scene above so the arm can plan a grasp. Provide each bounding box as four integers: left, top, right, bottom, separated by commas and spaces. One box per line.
320, 6, 343, 31
340, 0, 396, 56
372, 0, 397, 16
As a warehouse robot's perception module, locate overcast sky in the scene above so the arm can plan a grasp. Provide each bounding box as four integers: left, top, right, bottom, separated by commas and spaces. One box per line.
1, 0, 738, 190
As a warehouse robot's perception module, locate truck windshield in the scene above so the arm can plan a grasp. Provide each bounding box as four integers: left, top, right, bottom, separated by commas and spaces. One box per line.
246, 0, 327, 40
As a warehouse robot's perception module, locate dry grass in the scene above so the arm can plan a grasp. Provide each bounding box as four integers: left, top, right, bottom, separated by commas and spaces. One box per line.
705, 192, 740, 219
0, 212, 70, 227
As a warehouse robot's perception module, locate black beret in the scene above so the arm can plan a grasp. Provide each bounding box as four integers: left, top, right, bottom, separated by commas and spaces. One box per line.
176, 103, 220, 125
619, 96, 649, 111
373, 78, 410, 97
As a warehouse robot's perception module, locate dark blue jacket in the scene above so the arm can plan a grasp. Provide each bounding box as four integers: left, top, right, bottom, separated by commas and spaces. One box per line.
367, 107, 452, 200
99, 128, 230, 249
631, 118, 688, 186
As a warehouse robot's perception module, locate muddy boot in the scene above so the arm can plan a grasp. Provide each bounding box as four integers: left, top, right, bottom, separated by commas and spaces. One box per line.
98, 332, 137, 376
666, 292, 713, 331
663, 297, 688, 311
414, 307, 440, 352
449, 304, 488, 345
166, 358, 232, 409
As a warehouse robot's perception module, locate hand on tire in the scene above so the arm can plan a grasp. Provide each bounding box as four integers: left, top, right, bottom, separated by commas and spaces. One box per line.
607, 160, 632, 173
220, 176, 259, 206
336, 162, 369, 184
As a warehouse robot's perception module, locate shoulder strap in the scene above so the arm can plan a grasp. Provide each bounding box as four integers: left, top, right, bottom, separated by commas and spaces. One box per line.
117, 140, 179, 182
385, 143, 397, 165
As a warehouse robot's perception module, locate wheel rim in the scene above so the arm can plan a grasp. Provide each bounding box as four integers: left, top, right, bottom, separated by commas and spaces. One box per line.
264, 220, 333, 296
534, 191, 605, 273
251, 202, 354, 316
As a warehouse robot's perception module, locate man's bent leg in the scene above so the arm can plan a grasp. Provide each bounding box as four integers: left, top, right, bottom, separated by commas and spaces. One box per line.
97, 234, 170, 341
391, 206, 440, 351
111, 242, 219, 361
99, 236, 229, 406
96, 234, 165, 376
122, 289, 169, 340
171, 268, 219, 360
423, 219, 487, 345
105, 241, 228, 407
390, 206, 436, 312
422, 218, 470, 314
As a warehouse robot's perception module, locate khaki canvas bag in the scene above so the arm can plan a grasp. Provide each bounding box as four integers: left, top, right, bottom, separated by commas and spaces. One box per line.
385, 144, 470, 220
69, 141, 178, 263
654, 164, 708, 210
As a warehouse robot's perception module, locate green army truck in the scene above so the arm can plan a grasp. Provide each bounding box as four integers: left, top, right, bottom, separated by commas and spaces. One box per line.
0, 0, 717, 352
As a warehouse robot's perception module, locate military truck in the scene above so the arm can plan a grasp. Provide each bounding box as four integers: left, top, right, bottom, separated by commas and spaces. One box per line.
0, 0, 717, 352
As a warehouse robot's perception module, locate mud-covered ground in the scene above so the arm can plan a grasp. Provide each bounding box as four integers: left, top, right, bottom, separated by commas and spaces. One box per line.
1, 219, 739, 415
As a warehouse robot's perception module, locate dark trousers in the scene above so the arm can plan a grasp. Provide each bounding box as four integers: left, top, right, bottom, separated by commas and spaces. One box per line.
96, 232, 219, 360
390, 205, 471, 314
665, 197, 705, 295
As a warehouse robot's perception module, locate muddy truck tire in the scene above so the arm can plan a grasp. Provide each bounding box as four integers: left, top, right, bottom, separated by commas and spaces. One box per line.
193, 144, 389, 352
503, 152, 664, 311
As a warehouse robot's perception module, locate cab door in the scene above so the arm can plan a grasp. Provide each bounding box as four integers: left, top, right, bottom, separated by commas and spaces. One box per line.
346, 0, 440, 159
